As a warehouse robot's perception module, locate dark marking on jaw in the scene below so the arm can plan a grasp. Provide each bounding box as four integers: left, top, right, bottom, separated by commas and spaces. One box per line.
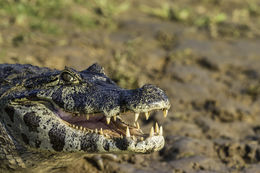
23, 112, 40, 132
35, 140, 41, 148
4, 106, 15, 123
51, 88, 64, 109
48, 124, 66, 151
103, 141, 110, 151
115, 138, 129, 150
80, 134, 98, 152
21, 133, 29, 145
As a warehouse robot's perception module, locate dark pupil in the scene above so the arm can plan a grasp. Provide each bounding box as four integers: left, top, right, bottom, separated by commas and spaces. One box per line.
62, 73, 74, 82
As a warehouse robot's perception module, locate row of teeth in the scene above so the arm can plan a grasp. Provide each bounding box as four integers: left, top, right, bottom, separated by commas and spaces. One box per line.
68, 122, 164, 140
126, 122, 164, 138
68, 124, 112, 138
105, 108, 169, 125
72, 109, 168, 125
68, 109, 168, 139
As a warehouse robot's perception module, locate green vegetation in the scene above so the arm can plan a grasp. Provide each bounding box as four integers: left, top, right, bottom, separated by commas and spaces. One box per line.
140, 1, 260, 38
108, 39, 142, 89
0, 0, 65, 34
0, 0, 258, 38
0, 0, 129, 34
246, 84, 260, 101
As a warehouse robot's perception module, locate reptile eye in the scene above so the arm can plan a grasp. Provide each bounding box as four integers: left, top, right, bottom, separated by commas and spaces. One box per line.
61, 72, 75, 83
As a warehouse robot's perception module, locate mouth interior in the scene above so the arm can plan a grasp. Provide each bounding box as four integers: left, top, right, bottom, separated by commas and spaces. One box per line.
56, 107, 168, 140
57, 109, 144, 138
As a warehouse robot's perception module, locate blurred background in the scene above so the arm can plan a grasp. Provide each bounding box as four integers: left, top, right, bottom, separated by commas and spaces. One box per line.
0, 0, 260, 172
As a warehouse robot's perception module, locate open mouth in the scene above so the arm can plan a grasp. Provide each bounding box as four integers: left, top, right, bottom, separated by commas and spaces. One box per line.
57, 108, 169, 141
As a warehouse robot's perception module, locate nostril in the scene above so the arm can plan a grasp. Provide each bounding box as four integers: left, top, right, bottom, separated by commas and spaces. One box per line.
142, 84, 154, 89
142, 84, 161, 93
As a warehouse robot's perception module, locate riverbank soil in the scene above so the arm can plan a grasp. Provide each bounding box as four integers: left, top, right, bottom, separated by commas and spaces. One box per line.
0, 0, 260, 172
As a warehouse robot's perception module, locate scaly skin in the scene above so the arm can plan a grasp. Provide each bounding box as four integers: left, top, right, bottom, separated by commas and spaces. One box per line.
0, 63, 170, 172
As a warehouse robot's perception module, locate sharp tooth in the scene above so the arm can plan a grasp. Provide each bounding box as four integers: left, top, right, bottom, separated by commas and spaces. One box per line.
126, 126, 131, 138
155, 122, 159, 133
113, 115, 117, 121
163, 109, 168, 118
120, 134, 123, 139
86, 115, 90, 120
132, 135, 136, 141
134, 122, 136, 127
135, 113, 140, 122
100, 128, 103, 135
136, 122, 140, 129
83, 127, 86, 131
149, 126, 154, 137
106, 117, 111, 125
95, 128, 98, 133
159, 126, 163, 136
76, 126, 79, 130
72, 124, 75, 128
145, 112, 150, 120
140, 137, 144, 141
80, 126, 83, 130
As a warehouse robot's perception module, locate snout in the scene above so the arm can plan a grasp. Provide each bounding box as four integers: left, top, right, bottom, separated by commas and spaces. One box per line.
124, 84, 171, 113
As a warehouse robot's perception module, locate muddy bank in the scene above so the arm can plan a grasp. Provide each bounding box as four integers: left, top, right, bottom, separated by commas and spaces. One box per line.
0, 0, 260, 172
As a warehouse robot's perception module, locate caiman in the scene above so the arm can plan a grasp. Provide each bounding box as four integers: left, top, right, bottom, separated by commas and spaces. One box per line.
0, 63, 170, 172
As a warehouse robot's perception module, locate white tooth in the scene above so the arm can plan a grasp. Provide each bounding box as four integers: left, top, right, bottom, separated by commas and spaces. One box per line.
135, 113, 140, 122
113, 115, 117, 121
132, 135, 136, 141
100, 128, 103, 135
145, 112, 150, 120
126, 126, 131, 138
83, 127, 86, 131
80, 126, 83, 130
120, 134, 123, 139
159, 126, 163, 136
155, 122, 159, 133
150, 126, 154, 137
72, 124, 75, 128
136, 122, 140, 129
163, 109, 168, 118
86, 115, 90, 120
76, 126, 79, 130
140, 137, 144, 141
95, 128, 98, 133
134, 122, 136, 127
106, 118, 111, 125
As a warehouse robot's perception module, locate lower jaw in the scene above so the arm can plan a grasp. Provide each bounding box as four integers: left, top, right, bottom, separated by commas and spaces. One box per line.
79, 133, 165, 154
126, 135, 165, 153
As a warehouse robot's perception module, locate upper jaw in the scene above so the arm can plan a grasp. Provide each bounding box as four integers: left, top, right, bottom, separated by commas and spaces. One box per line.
101, 84, 171, 117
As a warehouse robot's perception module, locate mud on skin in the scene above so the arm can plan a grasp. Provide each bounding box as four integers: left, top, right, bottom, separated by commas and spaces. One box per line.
0, 63, 170, 171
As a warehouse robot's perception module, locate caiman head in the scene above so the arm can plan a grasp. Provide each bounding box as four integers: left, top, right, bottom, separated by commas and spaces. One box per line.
1, 63, 170, 153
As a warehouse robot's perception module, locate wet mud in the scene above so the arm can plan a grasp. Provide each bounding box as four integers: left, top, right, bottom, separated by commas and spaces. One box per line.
0, 0, 260, 172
